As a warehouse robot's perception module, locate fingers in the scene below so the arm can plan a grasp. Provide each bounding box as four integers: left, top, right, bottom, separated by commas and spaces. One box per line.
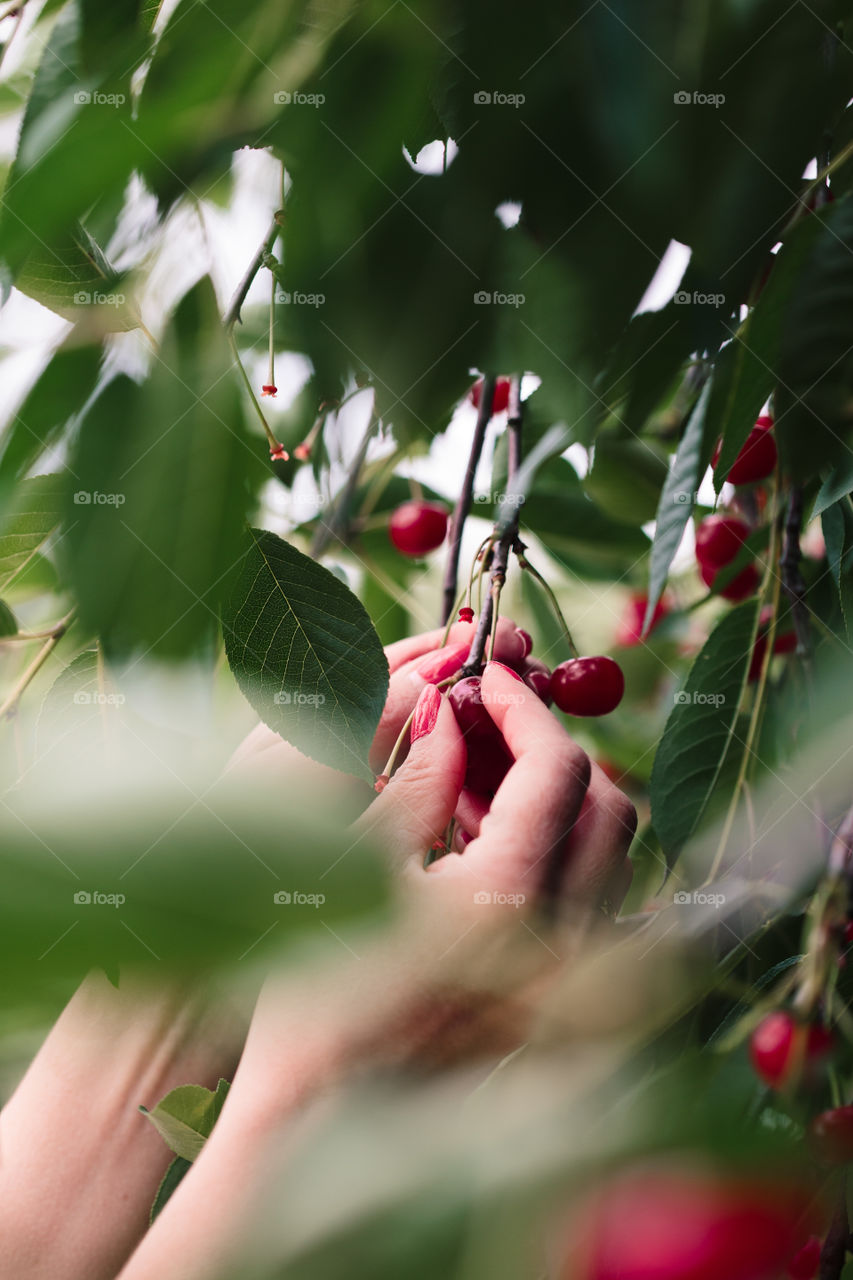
559, 762, 638, 910
355, 686, 466, 869
369, 618, 527, 771
432, 662, 591, 896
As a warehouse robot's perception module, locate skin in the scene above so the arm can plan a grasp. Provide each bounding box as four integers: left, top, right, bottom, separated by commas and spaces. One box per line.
0, 620, 636, 1280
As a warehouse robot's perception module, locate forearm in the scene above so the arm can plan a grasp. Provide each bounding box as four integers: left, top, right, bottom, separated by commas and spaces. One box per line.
0, 971, 245, 1280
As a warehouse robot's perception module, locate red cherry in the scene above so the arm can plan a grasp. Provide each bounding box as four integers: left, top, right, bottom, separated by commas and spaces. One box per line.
458, 606, 475, 624
470, 376, 511, 416
844, 921, 853, 946
261, 384, 277, 397
786, 1236, 821, 1280
748, 632, 768, 682
522, 666, 552, 705
809, 1105, 853, 1166
447, 677, 513, 796
699, 558, 760, 602
515, 627, 533, 658
712, 422, 777, 486
695, 515, 750, 569
388, 501, 449, 557
749, 1012, 833, 1089
774, 628, 797, 655
567, 1166, 817, 1280
550, 656, 625, 717
615, 593, 669, 646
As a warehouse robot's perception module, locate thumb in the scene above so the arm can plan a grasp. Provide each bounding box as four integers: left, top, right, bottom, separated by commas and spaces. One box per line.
354, 684, 466, 869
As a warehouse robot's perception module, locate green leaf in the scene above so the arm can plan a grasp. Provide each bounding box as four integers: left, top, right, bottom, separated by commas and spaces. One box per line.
650, 601, 759, 864
584, 434, 669, 526
36, 649, 105, 755
644, 378, 713, 632
709, 216, 823, 488
0, 474, 65, 595
140, 1078, 230, 1162
150, 1156, 191, 1224
0, 599, 16, 636
63, 279, 260, 659
15, 226, 134, 329
813, 457, 853, 519
822, 500, 853, 637
0, 343, 102, 508
223, 529, 389, 781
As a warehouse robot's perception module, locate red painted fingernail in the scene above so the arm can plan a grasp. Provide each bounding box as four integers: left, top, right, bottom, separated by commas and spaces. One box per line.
488, 660, 524, 682
411, 684, 441, 742
415, 642, 469, 683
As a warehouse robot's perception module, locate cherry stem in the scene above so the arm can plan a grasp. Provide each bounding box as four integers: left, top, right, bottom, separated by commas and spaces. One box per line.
267, 268, 276, 388
0, 610, 75, 720
376, 675, 456, 784
780, 484, 813, 668
223, 214, 283, 331
440, 376, 495, 625
311, 408, 380, 558
460, 376, 523, 677
516, 553, 580, 660
226, 331, 281, 451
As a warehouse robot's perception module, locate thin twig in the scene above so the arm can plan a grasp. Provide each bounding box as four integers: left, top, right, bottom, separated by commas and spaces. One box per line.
311, 410, 380, 558
460, 377, 522, 676
0, 611, 74, 720
223, 215, 282, 330
440, 376, 495, 624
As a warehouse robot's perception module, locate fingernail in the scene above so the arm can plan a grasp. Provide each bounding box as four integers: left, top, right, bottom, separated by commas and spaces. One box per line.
415, 642, 470, 683
488, 660, 524, 683
411, 684, 441, 742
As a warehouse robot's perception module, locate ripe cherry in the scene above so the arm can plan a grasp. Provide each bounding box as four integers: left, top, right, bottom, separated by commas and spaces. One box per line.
470, 376, 511, 416
522, 666, 552, 705
712, 417, 777, 486
566, 1166, 817, 1280
809, 1105, 853, 1166
388, 501, 449, 557
695, 515, 750, 569
699, 557, 760, 602
448, 676, 513, 796
615, 592, 669, 646
786, 1236, 821, 1280
550, 656, 625, 717
749, 1011, 834, 1089
515, 627, 533, 658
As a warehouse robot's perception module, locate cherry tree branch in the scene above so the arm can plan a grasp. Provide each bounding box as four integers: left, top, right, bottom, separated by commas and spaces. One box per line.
223, 214, 283, 331
440, 376, 495, 625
